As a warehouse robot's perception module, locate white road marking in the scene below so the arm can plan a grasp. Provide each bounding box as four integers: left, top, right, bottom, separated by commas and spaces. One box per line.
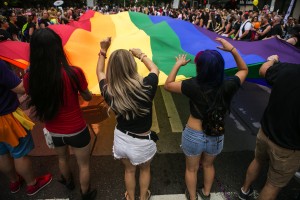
160, 87, 183, 132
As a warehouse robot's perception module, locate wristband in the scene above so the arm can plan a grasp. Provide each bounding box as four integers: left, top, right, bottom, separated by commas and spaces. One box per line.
98, 50, 107, 59
140, 54, 147, 61
230, 47, 235, 52
137, 52, 143, 58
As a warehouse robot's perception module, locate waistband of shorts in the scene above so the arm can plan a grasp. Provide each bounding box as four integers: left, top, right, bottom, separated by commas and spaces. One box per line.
46, 126, 87, 137
117, 127, 151, 140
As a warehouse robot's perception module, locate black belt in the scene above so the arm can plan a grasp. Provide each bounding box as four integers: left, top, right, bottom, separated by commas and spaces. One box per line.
117, 128, 151, 140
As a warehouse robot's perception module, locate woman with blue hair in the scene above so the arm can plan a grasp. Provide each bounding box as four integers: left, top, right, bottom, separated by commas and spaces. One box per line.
164, 37, 248, 200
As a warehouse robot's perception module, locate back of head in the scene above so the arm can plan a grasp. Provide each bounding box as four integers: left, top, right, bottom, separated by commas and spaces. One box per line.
30, 28, 67, 69
195, 50, 224, 87
106, 49, 137, 84
105, 49, 151, 119
28, 28, 68, 121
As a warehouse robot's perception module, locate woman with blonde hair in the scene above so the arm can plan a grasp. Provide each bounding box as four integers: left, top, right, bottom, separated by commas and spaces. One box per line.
97, 37, 159, 200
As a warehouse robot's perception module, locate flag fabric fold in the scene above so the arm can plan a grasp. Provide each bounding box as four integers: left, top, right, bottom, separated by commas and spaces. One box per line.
1, 10, 299, 93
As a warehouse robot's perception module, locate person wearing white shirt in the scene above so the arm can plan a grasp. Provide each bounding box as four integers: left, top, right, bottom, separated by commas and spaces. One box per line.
234, 13, 252, 41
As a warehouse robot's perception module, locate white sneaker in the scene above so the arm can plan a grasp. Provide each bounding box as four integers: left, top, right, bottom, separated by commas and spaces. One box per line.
295, 172, 300, 179
295, 171, 300, 183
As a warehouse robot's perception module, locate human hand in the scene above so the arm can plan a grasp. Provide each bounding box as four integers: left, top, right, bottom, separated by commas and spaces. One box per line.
175, 54, 191, 66
100, 37, 111, 52
216, 37, 235, 52
129, 48, 143, 59
267, 55, 279, 63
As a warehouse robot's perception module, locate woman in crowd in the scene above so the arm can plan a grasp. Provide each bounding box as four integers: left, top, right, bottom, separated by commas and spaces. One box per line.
22, 28, 96, 200
164, 38, 248, 200
96, 37, 159, 200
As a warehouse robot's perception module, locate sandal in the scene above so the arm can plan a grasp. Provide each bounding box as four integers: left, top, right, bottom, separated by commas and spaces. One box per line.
139, 190, 151, 200
146, 190, 151, 200
123, 191, 129, 200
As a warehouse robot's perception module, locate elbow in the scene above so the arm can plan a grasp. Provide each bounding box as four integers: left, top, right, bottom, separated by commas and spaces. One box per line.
84, 94, 92, 101
164, 83, 171, 92
258, 68, 264, 77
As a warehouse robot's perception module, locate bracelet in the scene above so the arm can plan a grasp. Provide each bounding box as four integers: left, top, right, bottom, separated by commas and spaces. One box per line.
140, 54, 147, 61
137, 52, 143, 58
230, 47, 235, 52
98, 50, 107, 59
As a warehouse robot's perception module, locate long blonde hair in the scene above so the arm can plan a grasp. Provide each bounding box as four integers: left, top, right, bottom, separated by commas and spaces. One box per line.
105, 49, 151, 120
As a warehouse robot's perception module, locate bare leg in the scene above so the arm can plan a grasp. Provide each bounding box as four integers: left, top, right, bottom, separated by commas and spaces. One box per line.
72, 143, 91, 193
185, 155, 201, 200
54, 145, 72, 180
14, 156, 35, 185
139, 159, 152, 200
241, 158, 262, 193
258, 181, 281, 200
201, 153, 216, 196
121, 158, 136, 200
0, 154, 18, 182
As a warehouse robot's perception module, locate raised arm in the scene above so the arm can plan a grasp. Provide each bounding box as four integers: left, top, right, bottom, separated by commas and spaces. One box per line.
216, 37, 248, 83
130, 48, 160, 76
96, 37, 111, 82
164, 54, 191, 93
259, 55, 279, 77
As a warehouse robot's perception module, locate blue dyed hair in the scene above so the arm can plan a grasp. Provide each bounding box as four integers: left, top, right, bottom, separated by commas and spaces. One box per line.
195, 50, 225, 87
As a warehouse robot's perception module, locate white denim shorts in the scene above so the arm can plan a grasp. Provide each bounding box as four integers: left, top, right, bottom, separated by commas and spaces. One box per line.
113, 128, 157, 165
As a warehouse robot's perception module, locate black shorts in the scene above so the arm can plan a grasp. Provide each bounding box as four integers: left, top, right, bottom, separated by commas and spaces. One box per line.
52, 127, 91, 148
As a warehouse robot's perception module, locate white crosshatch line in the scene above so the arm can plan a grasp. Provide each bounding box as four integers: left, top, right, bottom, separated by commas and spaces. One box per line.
160, 87, 183, 132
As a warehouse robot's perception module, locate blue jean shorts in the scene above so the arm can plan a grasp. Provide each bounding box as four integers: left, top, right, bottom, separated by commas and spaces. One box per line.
181, 126, 224, 157
0, 130, 34, 159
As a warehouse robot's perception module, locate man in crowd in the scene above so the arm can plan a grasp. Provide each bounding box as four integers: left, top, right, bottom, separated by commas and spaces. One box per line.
267, 15, 283, 38
233, 13, 252, 41
239, 55, 300, 200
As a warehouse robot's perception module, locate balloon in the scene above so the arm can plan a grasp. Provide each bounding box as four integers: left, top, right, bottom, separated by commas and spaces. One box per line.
253, 0, 258, 6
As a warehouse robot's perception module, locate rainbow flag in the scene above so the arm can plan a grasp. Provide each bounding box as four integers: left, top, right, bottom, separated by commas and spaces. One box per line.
1, 11, 300, 93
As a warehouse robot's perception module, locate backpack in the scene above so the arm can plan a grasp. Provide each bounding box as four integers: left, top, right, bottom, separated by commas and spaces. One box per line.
202, 106, 226, 136
192, 89, 227, 136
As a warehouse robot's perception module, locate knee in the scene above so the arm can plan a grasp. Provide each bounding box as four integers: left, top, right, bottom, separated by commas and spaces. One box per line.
125, 168, 136, 174
58, 154, 70, 161
186, 166, 199, 173
202, 162, 214, 169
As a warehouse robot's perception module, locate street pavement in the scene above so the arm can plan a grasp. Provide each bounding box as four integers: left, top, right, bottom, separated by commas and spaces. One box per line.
0, 82, 299, 200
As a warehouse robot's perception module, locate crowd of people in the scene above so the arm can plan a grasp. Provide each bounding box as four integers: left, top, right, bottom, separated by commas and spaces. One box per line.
0, 4, 300, 46
0, 3, 300, 200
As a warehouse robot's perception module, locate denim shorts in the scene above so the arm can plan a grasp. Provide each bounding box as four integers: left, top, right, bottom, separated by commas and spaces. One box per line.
181, 126, 224, 157
0, 130, 34, 159
113, 128, 157, 165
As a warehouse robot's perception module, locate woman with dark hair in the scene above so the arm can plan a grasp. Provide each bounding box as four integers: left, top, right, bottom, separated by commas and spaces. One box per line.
97, 37, 159, 200
164, 37, 248, 200
22, 28, 96, 200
